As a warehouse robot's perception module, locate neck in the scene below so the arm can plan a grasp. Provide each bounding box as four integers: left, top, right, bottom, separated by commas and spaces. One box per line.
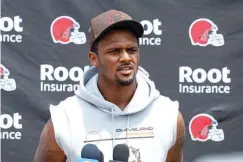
97, 75, 137, 111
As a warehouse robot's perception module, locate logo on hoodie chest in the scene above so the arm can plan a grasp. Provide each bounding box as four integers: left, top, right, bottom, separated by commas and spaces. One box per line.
84, 126, 154, 144
84, 131, 102, 145
116, 126, 154, 139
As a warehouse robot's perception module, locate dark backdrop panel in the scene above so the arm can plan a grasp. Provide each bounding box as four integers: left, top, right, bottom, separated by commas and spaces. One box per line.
1, 0, 243, 161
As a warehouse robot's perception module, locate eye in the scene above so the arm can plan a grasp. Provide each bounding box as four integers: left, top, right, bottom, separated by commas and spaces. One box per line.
127, 47, 138, 54
108, 49, 120, 55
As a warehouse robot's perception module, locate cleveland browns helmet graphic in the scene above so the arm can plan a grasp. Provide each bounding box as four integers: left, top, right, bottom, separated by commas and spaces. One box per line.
189, 18, 224, 47
189, 113, 224, 142
50, 16, 86, 44
0, 64, 16, 91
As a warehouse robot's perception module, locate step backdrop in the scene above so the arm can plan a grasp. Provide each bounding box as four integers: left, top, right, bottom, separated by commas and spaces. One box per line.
1, 0, 243, 161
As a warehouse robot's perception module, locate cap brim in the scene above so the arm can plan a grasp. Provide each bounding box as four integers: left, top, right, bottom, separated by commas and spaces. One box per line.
95, 20, 144, 44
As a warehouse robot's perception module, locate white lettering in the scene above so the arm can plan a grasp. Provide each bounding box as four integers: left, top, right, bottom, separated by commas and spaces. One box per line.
222, 67, 231, 83
140, 19, 162, 35
179, 84, 230, 94
0, 16, 23, 32
179, 67, 231, 83
54, 67, 69, 81
14, 16, 23, 32
15, 35, 22, 42
153, 19, 162, 35
154, 38, 161, 45
40, 82, 79, 92
179, 66, 193, 82
15, 132, 22, 140
139, 37, 161, 45
0, 114, 13, 129
224, 86, 230, 93
0, 17, 14, 32
193, 68, 206, 83
0, 131, 22, 140
41, 65, 84, 82
140, 20, 153, 35
0, 113, 22, 129
0, 34, 22, 42
41, 64, 54, 80
69, 67, 83, 82
207, 68, 221, 83
13, 113, 22, 129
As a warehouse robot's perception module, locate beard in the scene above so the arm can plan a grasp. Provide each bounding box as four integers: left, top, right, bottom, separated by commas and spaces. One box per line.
116, 74, 136, 86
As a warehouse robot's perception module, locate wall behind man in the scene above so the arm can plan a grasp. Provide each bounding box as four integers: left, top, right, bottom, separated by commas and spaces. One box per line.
1, 0, 243, 161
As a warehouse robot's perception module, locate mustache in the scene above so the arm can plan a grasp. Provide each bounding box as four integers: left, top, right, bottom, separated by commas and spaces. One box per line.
117, 63, 133, 71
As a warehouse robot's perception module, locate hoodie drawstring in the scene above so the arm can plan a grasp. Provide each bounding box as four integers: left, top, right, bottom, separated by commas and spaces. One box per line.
126, 115, 130, 146
112, 107, 115, 148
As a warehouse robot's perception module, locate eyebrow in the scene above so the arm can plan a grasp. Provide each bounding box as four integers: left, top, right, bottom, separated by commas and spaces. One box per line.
104, 46, 138, 53
105, 44, 138, 49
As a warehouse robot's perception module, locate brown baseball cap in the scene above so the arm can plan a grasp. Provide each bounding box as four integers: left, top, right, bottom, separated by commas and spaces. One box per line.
89, 9, 144, 50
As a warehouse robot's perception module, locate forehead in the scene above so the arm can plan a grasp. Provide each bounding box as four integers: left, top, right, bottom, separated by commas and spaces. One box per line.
98, 29, 138, 48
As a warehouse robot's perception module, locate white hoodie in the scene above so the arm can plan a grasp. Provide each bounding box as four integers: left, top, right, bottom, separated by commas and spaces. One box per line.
50, 66, 179, 162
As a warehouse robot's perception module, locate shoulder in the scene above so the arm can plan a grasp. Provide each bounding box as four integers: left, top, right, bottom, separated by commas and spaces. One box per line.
166, 111, 185, 162
154, 95, 184, 146
49, 95, 80, 117
149, 95, 180, 122
175, 111, 186, 145
157, 95, 179, 107
34, 119, 66, 162
177, 111, 185, 131
41, 119, 57, 145
154, 95, 179, 115
55, 95, 80, 107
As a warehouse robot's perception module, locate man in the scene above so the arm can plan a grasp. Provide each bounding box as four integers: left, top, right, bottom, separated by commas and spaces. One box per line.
34, 9, 185, 162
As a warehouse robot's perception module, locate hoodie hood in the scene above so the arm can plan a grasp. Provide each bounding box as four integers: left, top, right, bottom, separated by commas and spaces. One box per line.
75, 66, 160, 116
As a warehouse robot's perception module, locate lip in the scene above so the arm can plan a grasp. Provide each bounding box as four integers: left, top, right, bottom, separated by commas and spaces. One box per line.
117, 65, 133, 75
119, 69, 133, 75
117, 65, 133, 71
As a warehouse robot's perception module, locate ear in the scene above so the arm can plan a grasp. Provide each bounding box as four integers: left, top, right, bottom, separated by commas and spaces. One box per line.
88, 51, 99, 67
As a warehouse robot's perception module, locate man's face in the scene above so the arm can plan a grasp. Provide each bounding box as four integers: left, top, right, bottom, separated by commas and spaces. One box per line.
89, 29, 139, 86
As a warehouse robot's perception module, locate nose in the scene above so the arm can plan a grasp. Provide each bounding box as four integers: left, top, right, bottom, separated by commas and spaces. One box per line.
119, 50, 131, 62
